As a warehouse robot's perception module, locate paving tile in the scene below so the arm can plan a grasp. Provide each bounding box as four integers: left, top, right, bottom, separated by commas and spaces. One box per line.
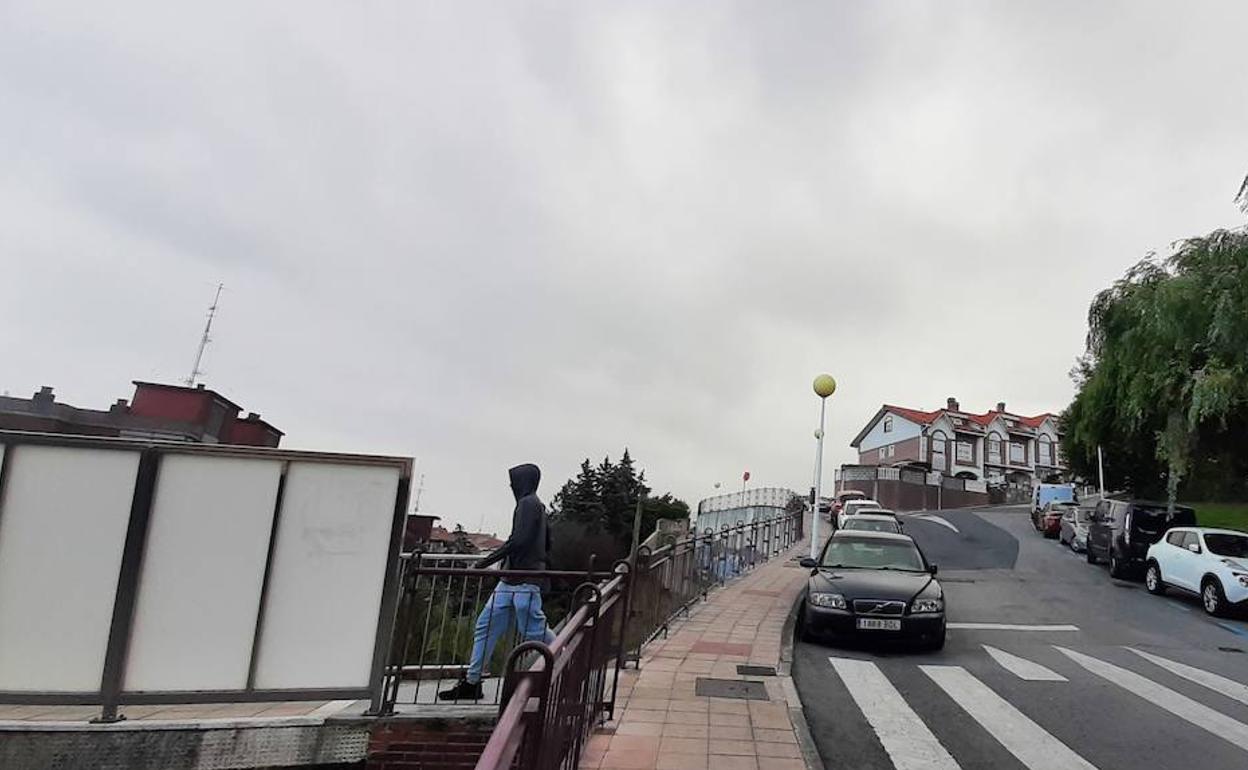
752, 728, 796, 744
708, 699, 749, 715
659, 736, 708, 754
709, 725, 753, 741
710, 739, 756, 756
623, 709, 669, 724
711, 756, 759, 770
657, 753, 709, 770
617, 721, 664, 736
668, 700, 709, 713
629, 698, 672, 711
663, 723, 710, 738
708, 712, 749, 727
601, 749, 659, 769
748, 712, 791, 730
756, 758, 805, 770
756, 742, 801, 759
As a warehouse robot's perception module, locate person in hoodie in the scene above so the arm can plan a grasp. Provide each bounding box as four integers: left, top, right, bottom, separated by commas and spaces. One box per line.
439, 463, 555, 701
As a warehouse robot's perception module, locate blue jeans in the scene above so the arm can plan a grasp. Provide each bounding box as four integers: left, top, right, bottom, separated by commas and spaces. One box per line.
466, 583, 555, 683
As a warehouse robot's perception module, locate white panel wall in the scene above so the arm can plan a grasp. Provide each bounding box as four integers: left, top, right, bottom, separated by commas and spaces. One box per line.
252, 462, 400, 689
857, 414, 921, 452
124, 455, 283, 692
0, 446, 140, 691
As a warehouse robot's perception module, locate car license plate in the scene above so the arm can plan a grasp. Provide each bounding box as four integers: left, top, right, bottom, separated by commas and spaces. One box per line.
856, 618, 901, 631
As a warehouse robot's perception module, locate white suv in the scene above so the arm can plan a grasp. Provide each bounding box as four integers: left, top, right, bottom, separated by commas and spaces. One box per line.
1145, 527, 1248, 616
837, 498, 882, 529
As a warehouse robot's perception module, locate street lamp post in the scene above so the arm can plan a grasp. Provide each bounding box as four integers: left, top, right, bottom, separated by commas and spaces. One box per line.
811, 374, 837, 559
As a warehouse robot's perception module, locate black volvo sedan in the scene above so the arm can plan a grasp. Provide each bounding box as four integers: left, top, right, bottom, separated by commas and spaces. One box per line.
798, 530, 945, 650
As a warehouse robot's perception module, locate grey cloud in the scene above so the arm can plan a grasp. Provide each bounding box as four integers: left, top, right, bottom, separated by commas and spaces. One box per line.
2, 1, 1246, 533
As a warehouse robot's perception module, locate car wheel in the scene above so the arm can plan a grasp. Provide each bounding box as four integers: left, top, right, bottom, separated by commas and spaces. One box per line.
1109, 553, 1125, 578
1145, 562, 1166, 595
1202, 579, 1228, 617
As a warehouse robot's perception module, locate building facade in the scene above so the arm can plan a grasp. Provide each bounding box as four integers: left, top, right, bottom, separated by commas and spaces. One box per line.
0, 382, 282, 446
850, 398, 1065, 492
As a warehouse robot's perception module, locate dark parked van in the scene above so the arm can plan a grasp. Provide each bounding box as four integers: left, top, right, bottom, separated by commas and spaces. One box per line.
1086, 499, 1197, 578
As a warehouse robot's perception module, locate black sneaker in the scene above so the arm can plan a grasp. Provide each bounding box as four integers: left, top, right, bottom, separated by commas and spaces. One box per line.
438, 678, 484, 701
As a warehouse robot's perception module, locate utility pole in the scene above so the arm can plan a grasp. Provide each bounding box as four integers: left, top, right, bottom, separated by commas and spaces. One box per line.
185, 283, 224, 387
1097, 446, 1106, 498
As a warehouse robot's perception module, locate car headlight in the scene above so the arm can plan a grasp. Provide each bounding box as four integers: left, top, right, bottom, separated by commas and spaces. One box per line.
1233, 572, 1248, 588
910, 598, 944, 614
809, 592, 847, 609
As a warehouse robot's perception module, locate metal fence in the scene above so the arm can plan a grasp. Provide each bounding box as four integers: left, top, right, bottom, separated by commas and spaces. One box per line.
625, 512, 803, 656
467, 509, 804, 770
379, 558, 617, 710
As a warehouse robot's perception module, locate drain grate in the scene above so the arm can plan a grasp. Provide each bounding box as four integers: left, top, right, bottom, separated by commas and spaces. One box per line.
695, 677, 769, 700
736, 664, 777, 677
1218, 646, 1244, 654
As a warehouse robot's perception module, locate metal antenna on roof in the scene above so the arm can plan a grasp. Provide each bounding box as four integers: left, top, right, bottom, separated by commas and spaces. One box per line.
184, 283, 224, 387
413, 474, 425, 513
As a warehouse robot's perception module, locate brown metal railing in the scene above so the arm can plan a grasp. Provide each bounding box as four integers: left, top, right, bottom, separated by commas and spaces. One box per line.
470, 509, 804, 770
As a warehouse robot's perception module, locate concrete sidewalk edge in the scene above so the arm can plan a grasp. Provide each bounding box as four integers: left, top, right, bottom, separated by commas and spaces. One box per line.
779, 589, 824, 770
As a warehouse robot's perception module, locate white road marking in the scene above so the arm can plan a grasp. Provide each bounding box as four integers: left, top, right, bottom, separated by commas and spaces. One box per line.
1128, 648, 1248, 706
921, 665, 1095, 769
948, 623, 1080, 632
828, 657, 959, 769
912, 514, 961, 533
982, 645, 1067, 681
1055, 646, 1248, 752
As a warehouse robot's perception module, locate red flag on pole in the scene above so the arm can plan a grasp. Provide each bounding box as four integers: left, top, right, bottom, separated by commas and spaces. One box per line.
743, 471, 750, 482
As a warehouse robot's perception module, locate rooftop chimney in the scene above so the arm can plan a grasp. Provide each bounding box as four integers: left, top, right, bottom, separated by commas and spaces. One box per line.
196, 383, 206, 390
946, 397, 960, 412
32, 386, 55, 411
997, 401, 1006, 413
109, 399, 129, 414
246, 412, 261, 421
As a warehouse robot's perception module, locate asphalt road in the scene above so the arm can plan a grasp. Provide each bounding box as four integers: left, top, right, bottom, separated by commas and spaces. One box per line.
793, 505, 1248, 770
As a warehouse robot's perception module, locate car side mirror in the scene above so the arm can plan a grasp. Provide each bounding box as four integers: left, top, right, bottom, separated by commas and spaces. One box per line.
1187, 543, 1202, 554
927, 564, 939, 575
799, 557, 817, 569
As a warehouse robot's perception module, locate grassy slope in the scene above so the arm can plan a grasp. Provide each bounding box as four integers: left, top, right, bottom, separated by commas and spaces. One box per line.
1192, 502, 1248, 532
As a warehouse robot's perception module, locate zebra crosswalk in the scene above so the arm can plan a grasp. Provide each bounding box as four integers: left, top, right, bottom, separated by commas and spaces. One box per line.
819, 645, 1248, 769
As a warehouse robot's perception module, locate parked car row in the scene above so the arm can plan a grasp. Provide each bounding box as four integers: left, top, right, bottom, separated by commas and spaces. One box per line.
1033, 494, 1246, 617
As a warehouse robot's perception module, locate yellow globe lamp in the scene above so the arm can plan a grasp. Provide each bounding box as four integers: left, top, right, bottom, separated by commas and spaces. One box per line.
813, 374, 837, 399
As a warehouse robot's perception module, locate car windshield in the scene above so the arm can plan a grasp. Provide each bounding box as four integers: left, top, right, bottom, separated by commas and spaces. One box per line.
820, 538, 925, 571
1204, 534, 1248, 558
1075, 509, 1093, 524
842, 519, 901, 534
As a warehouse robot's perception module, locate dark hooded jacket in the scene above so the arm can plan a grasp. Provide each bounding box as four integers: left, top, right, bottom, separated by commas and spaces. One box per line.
479, 463, 549, 584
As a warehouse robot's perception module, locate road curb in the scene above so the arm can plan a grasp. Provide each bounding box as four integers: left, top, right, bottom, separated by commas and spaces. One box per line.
779, 588, 824, 770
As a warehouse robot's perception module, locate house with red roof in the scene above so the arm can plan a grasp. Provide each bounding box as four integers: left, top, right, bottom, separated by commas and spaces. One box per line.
850, 398, 1065, 491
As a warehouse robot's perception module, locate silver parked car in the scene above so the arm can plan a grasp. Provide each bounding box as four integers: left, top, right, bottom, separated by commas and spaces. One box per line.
1059, 505, 1095, 552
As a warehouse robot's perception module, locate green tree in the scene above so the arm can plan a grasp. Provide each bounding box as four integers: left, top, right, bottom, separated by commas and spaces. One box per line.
1063, 225, 1248, 505
549, 449, 690, 554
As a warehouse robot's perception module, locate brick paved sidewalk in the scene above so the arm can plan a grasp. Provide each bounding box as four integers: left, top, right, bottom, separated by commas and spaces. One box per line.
584, 540, 817, 770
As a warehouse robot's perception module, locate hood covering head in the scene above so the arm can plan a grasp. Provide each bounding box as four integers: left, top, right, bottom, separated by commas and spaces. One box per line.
509, 463, 541, 501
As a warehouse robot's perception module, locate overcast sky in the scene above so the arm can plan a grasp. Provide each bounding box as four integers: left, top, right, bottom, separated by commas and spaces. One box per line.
2, 2, 1246, 535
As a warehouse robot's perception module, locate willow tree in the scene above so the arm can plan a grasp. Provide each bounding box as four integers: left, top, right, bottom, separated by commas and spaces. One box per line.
1064, 225, 1248, 506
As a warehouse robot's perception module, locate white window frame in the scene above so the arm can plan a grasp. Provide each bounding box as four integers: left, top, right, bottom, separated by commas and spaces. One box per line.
883, 416, 893, 433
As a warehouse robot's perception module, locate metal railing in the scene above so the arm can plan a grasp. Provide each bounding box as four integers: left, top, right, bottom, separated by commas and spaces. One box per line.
379, 557, 617, 710
625, 511, 804, 656
468, 509, 804, 770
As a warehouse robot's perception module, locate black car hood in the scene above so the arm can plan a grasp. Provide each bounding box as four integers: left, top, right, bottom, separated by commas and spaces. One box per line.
809, 568, 941, 601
